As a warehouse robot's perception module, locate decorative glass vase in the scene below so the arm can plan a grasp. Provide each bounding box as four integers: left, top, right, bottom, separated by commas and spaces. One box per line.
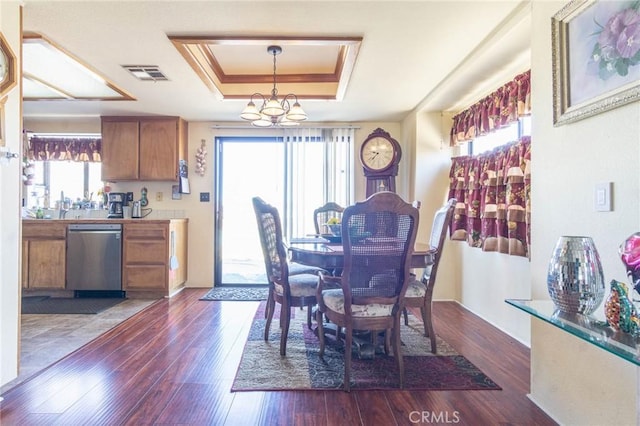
547, 236, 605, 315
327, 224, 341, 236
619, 232, 640, 300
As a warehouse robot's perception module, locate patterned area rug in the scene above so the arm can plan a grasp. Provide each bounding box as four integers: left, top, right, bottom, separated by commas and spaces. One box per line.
232, 302, 501, 391
200, 286, 269, 301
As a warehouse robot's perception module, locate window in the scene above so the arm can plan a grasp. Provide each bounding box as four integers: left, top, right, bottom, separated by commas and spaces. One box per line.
25, 161, 103, 209
465, 115, 531, 155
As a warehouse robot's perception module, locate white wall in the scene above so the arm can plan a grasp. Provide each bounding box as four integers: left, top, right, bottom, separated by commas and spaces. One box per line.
528, 1, 640, 424
0, 1, 23, 387
409, 108, 532, 343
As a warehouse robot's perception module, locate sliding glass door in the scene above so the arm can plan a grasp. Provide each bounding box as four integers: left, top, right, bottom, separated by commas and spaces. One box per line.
214, 130, 353, 286
215, 137, 283, 286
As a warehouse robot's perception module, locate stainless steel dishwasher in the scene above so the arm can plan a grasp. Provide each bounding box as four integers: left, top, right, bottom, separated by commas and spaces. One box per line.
66, 223, 123, 291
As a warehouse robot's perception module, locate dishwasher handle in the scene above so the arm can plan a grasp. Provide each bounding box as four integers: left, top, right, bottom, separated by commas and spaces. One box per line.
68, 224, 122, 232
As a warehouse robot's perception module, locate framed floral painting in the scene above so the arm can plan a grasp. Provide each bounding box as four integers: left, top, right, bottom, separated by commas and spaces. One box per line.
552, 0, 640, 126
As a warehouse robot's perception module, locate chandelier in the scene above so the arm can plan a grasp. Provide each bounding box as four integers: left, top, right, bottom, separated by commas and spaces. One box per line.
240, 45, 308, 127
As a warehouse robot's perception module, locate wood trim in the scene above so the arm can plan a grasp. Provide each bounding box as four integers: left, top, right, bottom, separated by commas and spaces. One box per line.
22, 32, 136, 101
167, 35, 362, 101
0, 31, 17, 98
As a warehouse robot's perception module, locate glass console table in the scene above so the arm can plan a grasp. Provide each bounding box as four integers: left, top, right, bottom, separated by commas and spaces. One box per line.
506, 299, 640, 366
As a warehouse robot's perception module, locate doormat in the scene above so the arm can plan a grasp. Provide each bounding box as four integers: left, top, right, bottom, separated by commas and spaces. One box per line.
200, 286, 269, 301
21, 296, 126, 315
232, 302, 501, 391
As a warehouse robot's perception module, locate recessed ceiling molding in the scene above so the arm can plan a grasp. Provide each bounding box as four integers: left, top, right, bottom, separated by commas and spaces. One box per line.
22, 32, 136, 102
24, 72, 74, 99
168, 35, 362, 101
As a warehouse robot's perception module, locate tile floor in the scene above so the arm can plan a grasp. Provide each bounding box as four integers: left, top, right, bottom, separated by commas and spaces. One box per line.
0, 298, 158, 395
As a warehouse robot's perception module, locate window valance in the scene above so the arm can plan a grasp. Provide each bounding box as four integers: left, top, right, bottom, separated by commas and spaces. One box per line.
27, 136, 102, 162
448, 136, 531, 258
450, 70, 530, 146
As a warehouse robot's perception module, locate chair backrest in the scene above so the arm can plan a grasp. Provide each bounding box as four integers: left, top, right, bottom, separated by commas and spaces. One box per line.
313, 202, 345, 235
252, 197, 289, 289
424, 198, 456, 287
341, 192, 419, 308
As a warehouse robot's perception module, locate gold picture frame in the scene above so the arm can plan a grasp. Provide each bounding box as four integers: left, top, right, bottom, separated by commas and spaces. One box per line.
552, 0, 640, 126
0, 31, 17, 100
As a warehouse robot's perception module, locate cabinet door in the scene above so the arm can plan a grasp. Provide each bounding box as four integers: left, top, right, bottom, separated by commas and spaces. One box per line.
139, 119, 178, 180
26, 239, 66, 289
102, 120, 140, 181
123, 223, 168, 292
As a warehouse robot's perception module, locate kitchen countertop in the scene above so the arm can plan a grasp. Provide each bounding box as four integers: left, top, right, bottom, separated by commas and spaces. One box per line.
24, 218, 188, 224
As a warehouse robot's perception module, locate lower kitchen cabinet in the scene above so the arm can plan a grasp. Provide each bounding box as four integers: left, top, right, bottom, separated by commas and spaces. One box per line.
22, 222, 66, 289
123, 219, 188, 297
22, 219, 188, 297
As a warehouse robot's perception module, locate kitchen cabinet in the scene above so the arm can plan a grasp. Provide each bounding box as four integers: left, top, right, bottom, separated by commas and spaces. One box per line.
122, 219, 188, 297
101, 116, 187, 182
22, 222, 66, 289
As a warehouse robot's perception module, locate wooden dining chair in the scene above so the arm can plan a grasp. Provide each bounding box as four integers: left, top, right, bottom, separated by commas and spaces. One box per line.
315, 192, 419, 391
403, 198, 456, 354
313, 202, 345, 235
252, 196, 319, 356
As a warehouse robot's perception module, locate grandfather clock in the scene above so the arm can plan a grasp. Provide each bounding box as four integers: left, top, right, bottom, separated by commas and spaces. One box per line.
359, 128, 402, 198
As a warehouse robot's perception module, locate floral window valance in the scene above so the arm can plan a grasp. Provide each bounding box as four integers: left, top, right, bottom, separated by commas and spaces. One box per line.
27, 136, 102, 162
450, 70, 531, 146
447, 136, 531, 258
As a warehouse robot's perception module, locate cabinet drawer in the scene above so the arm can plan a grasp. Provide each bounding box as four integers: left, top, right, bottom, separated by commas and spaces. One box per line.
124, 265, 166, 290
124, 240, 167, 263
23, 222, 66, 238
125, 224, 167, 240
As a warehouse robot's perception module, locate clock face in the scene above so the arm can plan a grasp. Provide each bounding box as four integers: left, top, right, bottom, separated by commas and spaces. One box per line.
361, 136, 395, 171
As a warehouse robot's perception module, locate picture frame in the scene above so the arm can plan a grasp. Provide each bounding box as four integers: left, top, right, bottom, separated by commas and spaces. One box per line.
0, 32, 17, 100
552, 0, 640, 126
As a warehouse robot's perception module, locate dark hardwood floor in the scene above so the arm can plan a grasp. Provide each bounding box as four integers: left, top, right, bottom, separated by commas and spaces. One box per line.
0, 289, 556, 425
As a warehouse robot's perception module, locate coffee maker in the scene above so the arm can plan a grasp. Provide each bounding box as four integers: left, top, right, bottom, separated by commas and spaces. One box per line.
107, 192, 125, 218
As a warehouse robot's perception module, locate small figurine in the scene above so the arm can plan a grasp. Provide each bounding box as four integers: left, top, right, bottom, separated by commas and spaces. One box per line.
604, 280, 640, 334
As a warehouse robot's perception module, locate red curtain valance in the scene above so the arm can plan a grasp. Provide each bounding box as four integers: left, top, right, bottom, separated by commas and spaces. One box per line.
27, 136, 102, 162
447, 136, 531, 258
450, 70, 530, 146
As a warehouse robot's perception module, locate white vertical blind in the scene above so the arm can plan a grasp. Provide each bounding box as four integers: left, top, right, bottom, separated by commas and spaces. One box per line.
282, 127, 354, 239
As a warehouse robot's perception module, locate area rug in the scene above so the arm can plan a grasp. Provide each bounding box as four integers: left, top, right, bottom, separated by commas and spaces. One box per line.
231, 302, 501, 391
21, 296, 126, 315
200, 286, 269, 301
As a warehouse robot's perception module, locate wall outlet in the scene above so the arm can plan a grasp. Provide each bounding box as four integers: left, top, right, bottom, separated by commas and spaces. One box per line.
156, 192, 163, 202
200, 192, 210, 202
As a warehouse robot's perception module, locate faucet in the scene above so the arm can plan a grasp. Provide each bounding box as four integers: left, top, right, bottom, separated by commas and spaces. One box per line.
58, 190, 68, 219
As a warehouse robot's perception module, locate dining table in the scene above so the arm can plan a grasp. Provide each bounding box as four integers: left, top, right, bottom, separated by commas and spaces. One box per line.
288, 236, 435, 360
288, 237, 435, 270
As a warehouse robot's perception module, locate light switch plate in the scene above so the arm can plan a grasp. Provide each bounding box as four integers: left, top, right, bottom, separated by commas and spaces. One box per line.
595, 182, 612, 212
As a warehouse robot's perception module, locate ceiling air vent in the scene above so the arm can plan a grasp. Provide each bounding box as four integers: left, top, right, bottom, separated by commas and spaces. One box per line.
122, 65, 169, 81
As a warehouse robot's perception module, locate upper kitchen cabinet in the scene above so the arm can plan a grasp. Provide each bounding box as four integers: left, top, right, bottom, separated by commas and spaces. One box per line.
101, 116, 187, 181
